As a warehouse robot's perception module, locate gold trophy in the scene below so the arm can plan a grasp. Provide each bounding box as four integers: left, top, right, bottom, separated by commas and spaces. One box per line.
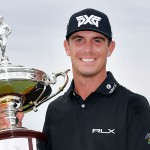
0, 15, 69, 150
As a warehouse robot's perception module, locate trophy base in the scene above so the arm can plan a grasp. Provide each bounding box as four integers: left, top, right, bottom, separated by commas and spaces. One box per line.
0, 129, 47, 150
0, 126, 27, 131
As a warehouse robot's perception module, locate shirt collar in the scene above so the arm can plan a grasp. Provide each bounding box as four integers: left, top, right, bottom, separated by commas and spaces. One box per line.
65, 71, 120, 96
96, 71, 120, 94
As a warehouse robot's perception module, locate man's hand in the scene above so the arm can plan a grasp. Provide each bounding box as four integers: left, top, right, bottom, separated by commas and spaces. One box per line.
0, 111, 10, 129
16, 110, 24, 127
0, 104, 24, 129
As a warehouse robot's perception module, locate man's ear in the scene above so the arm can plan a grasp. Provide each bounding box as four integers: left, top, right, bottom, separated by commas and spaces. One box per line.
64, 40, 70, 56
107, 41, 115, 57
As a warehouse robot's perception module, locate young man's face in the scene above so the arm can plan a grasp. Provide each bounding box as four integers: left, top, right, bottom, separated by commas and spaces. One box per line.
64, 31, 115, 78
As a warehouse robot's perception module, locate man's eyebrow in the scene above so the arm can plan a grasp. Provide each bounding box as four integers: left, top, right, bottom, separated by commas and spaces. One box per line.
69, 35, 107, 41
70, 35, 83, 40
93, 36, 106, 41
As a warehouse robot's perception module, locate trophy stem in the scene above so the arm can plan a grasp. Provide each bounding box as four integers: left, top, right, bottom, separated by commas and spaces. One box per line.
5, 101, 17, 128
0, 95, 24, 131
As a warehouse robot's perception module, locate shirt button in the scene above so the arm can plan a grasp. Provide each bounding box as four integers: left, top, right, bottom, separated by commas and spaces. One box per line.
81, 104, 85, 108
106, 84, 111, 89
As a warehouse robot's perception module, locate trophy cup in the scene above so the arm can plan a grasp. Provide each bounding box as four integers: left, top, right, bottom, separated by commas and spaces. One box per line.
0, 16, 69, 150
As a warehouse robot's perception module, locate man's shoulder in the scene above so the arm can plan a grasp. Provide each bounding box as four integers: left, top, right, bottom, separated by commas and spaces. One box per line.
47, 92, 70, 109
119, 85, 149, 108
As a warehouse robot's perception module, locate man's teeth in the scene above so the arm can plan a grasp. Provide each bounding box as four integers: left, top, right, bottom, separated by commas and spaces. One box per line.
81, 58, 95, 62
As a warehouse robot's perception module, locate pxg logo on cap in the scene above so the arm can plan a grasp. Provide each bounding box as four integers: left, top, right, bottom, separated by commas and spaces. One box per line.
66, 8, 112, 41
76, 15, 102, 27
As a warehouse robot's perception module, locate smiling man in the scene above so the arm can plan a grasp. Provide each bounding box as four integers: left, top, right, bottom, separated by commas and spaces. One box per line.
64, 30, 114, 100
41, 8, 150, 150
0, 8, 149, 150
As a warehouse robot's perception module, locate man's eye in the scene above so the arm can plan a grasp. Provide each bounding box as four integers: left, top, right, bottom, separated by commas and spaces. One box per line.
95, 39, 102, 43
76, 38, 83, 42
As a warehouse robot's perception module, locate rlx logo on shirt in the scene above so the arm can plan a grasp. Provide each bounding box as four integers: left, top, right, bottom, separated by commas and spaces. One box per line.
92, 129, 115, 134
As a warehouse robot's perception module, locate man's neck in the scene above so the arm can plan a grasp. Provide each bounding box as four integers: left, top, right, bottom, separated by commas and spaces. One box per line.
73, 71, 107, 100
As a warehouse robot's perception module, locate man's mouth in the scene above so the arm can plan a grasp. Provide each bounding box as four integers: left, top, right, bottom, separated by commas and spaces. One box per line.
81, 58, 95, 63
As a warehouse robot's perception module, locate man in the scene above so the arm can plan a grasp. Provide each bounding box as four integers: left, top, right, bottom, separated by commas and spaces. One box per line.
1, 8, 150, 150
0, 15, 11, 56
41, 8, 150, 150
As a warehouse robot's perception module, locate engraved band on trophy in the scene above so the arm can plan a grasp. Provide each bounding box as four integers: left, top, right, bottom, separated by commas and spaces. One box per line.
0, 16, 69, 150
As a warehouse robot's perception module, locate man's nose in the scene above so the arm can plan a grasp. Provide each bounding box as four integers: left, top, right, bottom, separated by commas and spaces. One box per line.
84, 41, 93, 53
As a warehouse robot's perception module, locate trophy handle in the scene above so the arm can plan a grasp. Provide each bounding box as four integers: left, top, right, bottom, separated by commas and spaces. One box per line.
30, 69, 70, 111
47, 69, 70, 99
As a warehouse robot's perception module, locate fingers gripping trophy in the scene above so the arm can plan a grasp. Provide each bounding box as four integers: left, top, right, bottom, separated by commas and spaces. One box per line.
0, 16, 69, 150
